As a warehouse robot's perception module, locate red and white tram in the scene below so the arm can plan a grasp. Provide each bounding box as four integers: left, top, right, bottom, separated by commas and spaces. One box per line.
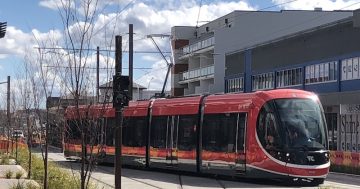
64, 89, 329, 185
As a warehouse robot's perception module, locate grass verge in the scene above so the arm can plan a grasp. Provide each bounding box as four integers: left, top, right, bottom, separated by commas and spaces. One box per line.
15, 148, 97, 189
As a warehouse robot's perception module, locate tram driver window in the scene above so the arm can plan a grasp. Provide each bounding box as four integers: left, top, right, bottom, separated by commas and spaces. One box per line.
256, 103, 281, 150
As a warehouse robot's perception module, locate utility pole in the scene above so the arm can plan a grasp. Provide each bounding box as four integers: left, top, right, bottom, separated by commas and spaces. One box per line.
129, 24, 133, 100
114, 36, 122, 189
97, 46, 100, 103
114, 33, 130, 189
0, 76, 10, 153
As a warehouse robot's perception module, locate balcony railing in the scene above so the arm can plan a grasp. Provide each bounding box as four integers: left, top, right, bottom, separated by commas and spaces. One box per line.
182, 36, 215, 55
181, 65, 214, 81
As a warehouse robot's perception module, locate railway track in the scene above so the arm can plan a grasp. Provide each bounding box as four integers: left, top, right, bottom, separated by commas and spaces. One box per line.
94, 165, 184, 189
44, 148, 360, 189
48, 151, 184, 189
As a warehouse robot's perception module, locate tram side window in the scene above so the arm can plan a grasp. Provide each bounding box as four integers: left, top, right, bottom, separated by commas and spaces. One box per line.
105, 118, 116, 146
123, 116, 147, 147
203, 113, 237, 152
66, 120, 81, 140
178, 115, 197, 151
150, 116, 168, 148
86, 119, 105, 145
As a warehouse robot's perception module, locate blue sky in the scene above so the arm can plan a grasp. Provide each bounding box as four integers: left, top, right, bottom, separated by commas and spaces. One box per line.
0, 0, 360, 109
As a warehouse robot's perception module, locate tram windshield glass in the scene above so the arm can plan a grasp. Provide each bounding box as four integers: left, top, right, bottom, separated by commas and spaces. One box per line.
257, 98, 327, 152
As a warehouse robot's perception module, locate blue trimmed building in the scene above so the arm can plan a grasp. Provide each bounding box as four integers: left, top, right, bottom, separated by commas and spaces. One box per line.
224, 9, 360, 153
171, 9, 360, 153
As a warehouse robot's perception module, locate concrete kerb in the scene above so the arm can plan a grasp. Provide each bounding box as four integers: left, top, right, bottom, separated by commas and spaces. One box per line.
0, 179, 40, 189
0, 164, 41, 188
0, 165, 27, 179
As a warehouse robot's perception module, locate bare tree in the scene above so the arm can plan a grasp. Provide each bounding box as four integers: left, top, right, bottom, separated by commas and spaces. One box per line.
56, 0, 117, 188
15, 55, 34, 178
20, 0, 120, 188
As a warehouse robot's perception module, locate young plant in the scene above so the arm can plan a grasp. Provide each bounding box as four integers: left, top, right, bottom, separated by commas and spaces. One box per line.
15, 171, 24, 179
10, 181, 24, 189
5, 170, 13, 179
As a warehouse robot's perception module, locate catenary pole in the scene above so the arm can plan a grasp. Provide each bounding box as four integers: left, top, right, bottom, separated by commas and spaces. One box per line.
97, 46, 100, 103
129, 24, 133, 100
114, 35, 123, 189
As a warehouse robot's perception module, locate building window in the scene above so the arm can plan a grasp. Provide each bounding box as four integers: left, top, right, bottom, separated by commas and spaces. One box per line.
252, 72, 274, 91
341, 57, 359, 81
339, 114, 360, 152
325, 113, 337, 151
305, 61, 337, 84
276, 68, 302, 88
226, 77, 244, 93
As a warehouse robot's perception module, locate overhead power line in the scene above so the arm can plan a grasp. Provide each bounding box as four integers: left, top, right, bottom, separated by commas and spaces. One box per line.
42, 65, 152, 70
35, 47, 171, 54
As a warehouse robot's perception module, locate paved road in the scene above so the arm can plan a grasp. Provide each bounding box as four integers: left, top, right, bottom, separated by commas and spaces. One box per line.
42, 148, 360, 189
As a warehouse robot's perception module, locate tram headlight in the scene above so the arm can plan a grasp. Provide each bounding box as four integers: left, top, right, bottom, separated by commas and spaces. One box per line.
324, 152, 330, 161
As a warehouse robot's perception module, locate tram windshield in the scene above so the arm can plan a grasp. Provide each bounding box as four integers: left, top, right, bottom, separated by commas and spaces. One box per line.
257, 98, 327, 152
275, 99, 327, 150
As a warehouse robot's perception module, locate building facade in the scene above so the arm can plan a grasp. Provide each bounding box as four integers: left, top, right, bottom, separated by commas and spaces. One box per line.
171, 9, 353, 96
223, 9, 360, 153
171, 9, 360, 153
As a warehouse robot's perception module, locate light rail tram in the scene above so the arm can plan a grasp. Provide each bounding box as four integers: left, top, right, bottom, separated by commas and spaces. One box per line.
64, 89, 329, 185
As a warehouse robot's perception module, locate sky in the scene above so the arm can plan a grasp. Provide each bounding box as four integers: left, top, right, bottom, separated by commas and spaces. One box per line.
1, 0, 360, 109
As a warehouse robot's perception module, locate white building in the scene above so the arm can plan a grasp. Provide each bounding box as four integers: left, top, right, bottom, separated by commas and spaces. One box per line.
170, 9, 353, 96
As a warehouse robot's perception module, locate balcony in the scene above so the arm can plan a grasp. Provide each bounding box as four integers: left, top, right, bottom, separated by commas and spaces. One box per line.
182, 36, 215, 56
179, 65, 214, 83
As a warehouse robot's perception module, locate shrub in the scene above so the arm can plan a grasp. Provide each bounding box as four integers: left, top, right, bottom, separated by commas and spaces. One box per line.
5, 170, 13, 179
9, 180, 40, 189
10, 181, 25, 189
16, 148, 96, 189
0, 154, 10, 165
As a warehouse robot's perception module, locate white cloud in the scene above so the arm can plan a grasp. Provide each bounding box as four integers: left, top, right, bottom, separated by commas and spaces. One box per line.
273, 0, 360, 10
135, 57, 170, 90
39, 0, 61, 10
2, 0, 256, 102
0, 26, 62, 60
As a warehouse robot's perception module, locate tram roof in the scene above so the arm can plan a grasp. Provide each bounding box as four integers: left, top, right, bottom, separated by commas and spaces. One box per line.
64, 89, 317, 119
204, 89, 317, 113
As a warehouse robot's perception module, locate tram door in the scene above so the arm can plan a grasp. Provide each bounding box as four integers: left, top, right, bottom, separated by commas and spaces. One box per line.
235, 113, 247, 173
150, 115, 178, 168
165, 116, 178, 166
202, 112, 247, 175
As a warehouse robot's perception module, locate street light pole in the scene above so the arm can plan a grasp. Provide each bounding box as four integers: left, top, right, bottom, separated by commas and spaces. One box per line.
0, 76, 10, 153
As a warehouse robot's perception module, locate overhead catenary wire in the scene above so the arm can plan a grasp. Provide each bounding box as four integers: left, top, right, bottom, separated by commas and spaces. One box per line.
34, 46, 171, 54
92, 0, 137, 36
42, 65, 152, 70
